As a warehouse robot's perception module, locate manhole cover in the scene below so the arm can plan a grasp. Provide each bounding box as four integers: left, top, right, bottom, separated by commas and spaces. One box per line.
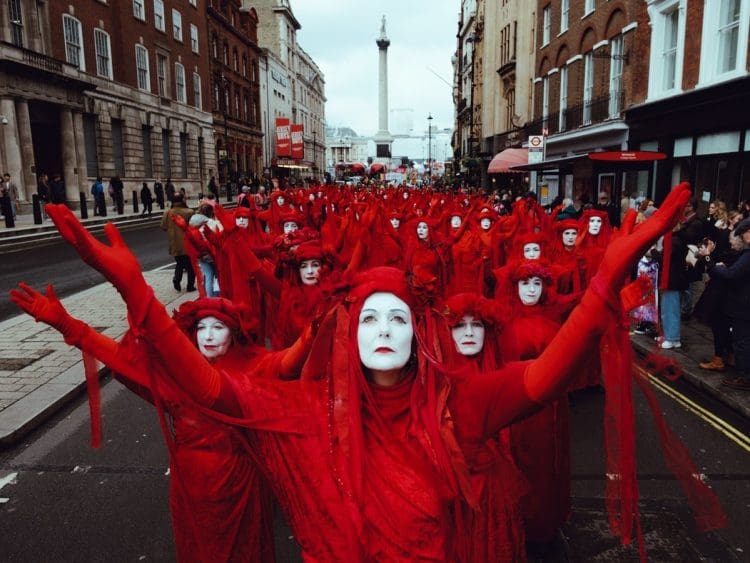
0, 349, 54, 371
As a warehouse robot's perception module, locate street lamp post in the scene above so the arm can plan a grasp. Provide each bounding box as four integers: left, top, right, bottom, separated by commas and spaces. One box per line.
427, 113, 433, 183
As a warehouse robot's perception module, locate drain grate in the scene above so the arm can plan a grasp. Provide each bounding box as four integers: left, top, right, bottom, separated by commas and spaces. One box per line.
0, 349, 55, 371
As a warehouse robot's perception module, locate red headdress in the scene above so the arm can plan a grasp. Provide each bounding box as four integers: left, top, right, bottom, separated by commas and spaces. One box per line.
172, 297, 256, 343
553, 219, 579, 233
234, 206, 251, 219
277, 209, 304, 231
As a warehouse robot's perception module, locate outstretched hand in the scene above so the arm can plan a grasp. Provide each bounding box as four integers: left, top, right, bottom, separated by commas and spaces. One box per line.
46, 204, 144, 300
10, 283, 69, 328
597, 182, 691, 290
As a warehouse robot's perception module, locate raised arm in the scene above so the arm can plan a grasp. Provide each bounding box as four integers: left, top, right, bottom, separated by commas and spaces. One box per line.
523, 183, 691, 404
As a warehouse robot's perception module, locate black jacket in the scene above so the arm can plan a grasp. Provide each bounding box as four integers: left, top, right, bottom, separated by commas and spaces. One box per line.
653, 231, 692, 291
709, 248, 750, 320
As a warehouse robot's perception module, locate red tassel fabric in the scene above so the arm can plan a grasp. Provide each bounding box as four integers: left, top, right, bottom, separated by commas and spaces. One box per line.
81, 351, 102, 449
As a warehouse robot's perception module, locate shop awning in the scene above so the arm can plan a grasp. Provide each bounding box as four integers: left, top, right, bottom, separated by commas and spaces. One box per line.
369, 162, 387, 174
510, 153, 588, 172
487, 148, 528, 173
588, 150, 667, 162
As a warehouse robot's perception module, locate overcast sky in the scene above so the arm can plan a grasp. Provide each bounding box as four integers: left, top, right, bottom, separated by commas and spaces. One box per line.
292, 1, 460, 137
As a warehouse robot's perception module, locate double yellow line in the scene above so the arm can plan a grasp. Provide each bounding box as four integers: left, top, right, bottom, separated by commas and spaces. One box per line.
635, 365, 750, 453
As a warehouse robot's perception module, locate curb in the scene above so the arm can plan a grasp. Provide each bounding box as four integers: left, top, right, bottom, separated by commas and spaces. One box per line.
630, 335, 750, 420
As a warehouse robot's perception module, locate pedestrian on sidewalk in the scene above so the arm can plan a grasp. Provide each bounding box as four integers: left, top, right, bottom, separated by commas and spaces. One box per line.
91, 177, 106, 217
700, 217, 750, 390
38, 173, 51, 220
2, 172, 19, 219
110, 176, 125, 214
50, 173, 65, 204
154, 180, 165, 210
140, 182, 153, 216
165, 177, 176, 202
161, 193, 195, 292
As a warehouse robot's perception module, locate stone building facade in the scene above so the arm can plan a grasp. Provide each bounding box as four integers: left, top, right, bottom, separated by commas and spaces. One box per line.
253, 0, 325, 179
0, 1, 216, 206
207, 0, 263, 184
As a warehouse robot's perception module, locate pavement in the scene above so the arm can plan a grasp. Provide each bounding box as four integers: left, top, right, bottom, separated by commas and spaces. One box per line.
0, 207, 749, 447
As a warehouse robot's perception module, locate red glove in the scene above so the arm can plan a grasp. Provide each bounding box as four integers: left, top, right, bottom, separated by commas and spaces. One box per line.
46, 204, 151, 321
10, 283, 86, 345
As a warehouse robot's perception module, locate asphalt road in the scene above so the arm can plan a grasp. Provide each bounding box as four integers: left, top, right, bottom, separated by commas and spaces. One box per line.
0, 223, 172, 322
1, 228, 749, 561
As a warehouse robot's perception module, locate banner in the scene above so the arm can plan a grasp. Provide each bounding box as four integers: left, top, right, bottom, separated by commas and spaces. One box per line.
275, 118, 291, 157
290, 124, 304, 160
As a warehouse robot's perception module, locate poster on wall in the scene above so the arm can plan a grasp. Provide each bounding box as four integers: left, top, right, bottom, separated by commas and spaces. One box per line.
291, 124, 304, 160
276, 118, 291, 157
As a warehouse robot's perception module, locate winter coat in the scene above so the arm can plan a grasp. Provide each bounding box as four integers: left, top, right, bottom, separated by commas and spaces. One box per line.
161, 203, 194, 256
709, 248, 750, 320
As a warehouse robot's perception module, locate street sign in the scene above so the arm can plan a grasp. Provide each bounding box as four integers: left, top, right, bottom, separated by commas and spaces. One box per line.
218, 149, 227, 158
529, 135, 544, 149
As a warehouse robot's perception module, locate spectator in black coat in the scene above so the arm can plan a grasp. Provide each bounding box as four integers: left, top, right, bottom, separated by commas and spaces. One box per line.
50, 173, 66, 204
140, 182, 153, 216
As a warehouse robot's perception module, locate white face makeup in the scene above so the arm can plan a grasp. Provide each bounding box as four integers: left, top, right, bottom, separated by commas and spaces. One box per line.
451, 314, 486, 356
308, 193, 315, 201
562, 228, 578, 247
523, 243, 542, 259
283, 221, 299, 234
518, 277, 544, 306
390, 217, 400, 230
276, 196, 285, 206
451, 215, 462, 229
480, 217, 492, 231
299, 259, 322, 285
588, 216, 603, 235
357, 292, 414, 379
196, 316, 232, 360
235, 216, 249, 229
403, 192, 409, 200
416, 221, 429, 240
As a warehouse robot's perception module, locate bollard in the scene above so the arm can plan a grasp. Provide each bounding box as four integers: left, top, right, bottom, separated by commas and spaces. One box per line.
32, 194, 43, 224
132, 190, 139, 213
1, 196, 15, 228
79, 192, 89, 220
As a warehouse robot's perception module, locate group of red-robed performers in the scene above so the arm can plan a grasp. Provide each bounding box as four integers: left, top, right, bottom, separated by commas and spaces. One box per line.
11, 181, 727, 562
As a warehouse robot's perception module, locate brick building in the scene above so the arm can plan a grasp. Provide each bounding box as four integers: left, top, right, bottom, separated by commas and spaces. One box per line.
526, 0, 650, 210
207, 0, 263, 186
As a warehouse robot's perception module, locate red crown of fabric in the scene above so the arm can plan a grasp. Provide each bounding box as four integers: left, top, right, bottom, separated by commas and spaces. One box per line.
345, 267, 415, 311
173, 297, 245, 333
278, 209, 304, 228
478, 208, 497, 221
441, 292, 503, 326
234, 207, 251, 218
509, 259, 554, 285
553, 219, 579, 232
294, 240, 324, 261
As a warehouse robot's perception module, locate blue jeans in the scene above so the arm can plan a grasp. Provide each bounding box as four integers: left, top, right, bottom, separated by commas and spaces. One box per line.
660, 289, 681, 342
199, 259, 218, 297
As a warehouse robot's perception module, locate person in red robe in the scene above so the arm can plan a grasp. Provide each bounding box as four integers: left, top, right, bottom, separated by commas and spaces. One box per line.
38, 184, 700, 560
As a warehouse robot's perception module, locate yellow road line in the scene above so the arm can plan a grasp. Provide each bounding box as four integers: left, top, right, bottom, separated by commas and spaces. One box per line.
635, 366, 750, 453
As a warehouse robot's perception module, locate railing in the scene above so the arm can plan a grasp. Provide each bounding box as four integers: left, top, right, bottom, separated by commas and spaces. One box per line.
524, 91, 625, 137
21, 48, 63, 73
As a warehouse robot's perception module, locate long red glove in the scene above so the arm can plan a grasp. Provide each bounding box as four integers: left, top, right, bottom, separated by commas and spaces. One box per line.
524, 182, 691, 402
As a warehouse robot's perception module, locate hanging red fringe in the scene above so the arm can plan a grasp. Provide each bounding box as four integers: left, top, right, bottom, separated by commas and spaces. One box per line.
643, 351, 684, 382
81, 351, 102, 449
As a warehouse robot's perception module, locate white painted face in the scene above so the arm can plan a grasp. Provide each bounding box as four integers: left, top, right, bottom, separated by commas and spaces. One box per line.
480, 217, 492, 231
403, 192, 409, 200
451, 314, 486, 357
283, 221, 299, 234
299, 259, 322, 285
523, 243, 541, 259
588, 216, 603, 235
416, 221, 429, 240
518, 277, 544, 306
357, 292, 414, 377
235, 216, 249, 229
390, 217, 400, 230
196, 316, 232, 360
276, 196, 285, 206
309, 193, 315, 201
562, 228, 578, 247
451, 215, 462, 229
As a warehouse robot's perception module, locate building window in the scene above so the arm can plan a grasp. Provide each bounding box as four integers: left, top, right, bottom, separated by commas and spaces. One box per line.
223, 43, 229, 65
135, 45, 150, 91
542, 6, 551, 46
189, 0, 197, 6
583, 52, 594, 124
179, 133, 188, 178
561, 0, 569, 33
172, 9, 182, 41
8, 0, 23, 47
156, 53, 168, 97
609, 36, 624, 117
142, 126, 153, 177
235, 92, 240, 117
162, 129, 172, 178
111, 119, 125, 177
133, 0, 145, 21
154, 0, 165, 31
647, 0, 686, 99
190, 23, 199, 53
542, 76, 549, 127
244, 95, 249, 121
559, 66, 568, 131
212, 34, 218, 59
84, 115, 99, 176
62, 15, 85, 70
662, 9, 679, 90
193, 72, 202, 109
242, 55, 248, 77
584, 0, 595, 15
233, 49, 239, 72
175, 63, 186, 103
94, 29, 113, 79
699, 0, 748, 84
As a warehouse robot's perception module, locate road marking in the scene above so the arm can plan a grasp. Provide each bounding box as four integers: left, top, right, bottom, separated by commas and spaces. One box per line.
636, 366, 750, 453
0, 471, 18, 503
